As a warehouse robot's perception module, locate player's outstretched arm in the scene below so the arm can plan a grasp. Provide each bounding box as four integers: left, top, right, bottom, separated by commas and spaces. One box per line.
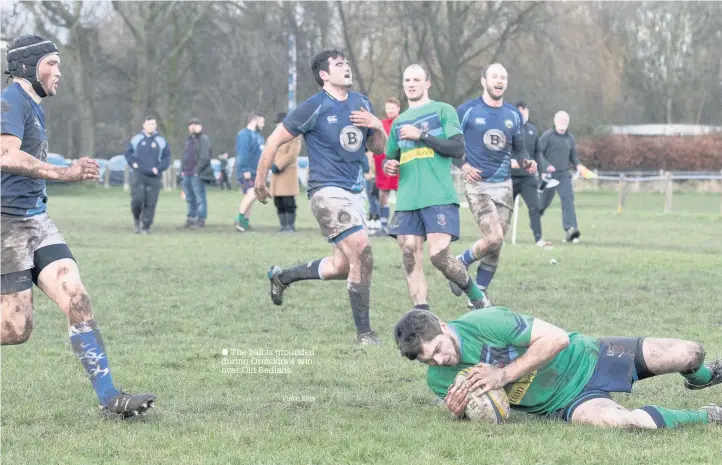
254, 125, 297, 202
1, 134, 98, 181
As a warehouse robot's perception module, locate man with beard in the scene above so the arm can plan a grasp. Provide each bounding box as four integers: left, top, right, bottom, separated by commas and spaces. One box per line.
382, 64, 488, 311
449, 63, 537, 308
1, 35, 155, 417
255, 50, 387, 345
394, 308, 721, 428
234, 112, 265, 231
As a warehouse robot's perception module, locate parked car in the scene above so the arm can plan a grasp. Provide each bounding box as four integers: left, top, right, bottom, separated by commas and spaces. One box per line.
107, 154, 128, 186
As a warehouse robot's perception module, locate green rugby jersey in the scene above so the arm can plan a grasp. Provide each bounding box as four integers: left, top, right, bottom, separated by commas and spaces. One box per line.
427, 307, 600, 416
384, 101, 462, 211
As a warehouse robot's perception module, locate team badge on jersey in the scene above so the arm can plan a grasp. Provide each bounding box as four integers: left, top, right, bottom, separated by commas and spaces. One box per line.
475, 117, 486, 126
151, 142, 157, 148
437, 213, 446, 226
504, 120, 513, 129
483, 129, 507, 152
327, 115, 338, 123
340, 125, 363, 152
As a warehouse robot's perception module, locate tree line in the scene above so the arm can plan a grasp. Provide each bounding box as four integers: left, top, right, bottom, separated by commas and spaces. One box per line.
2, 1, 720, 163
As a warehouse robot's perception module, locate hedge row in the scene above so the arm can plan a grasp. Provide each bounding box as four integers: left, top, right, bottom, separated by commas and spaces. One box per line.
575, 134, 722, 171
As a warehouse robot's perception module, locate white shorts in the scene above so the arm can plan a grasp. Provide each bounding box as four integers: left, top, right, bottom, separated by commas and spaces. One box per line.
464, 178, 514, 211
309, 186, 367, 243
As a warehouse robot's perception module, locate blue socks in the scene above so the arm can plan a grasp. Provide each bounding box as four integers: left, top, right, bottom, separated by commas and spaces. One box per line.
69, 320, 119, 406
380, 206, 390, 230
458, 248, 478, 268
476, 262, 497, 289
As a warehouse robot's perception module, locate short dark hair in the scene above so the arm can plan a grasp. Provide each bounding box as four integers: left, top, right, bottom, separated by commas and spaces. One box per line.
515, 101, 528, 109
247, 112, 262, 124
386, 97, 401, 107
144, 115, 156, 122
394, 310, 443, 361
311, 49, 346, 87
481, 63, 503, 80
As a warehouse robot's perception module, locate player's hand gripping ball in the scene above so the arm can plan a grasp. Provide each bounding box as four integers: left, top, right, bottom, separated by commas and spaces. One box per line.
454, 368, 510, 424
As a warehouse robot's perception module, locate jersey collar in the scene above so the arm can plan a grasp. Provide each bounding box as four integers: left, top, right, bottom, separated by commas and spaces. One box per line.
448, 323, 464, 357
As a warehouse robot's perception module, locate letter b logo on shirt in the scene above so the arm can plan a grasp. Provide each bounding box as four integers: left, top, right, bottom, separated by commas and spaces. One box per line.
340, 125, 363, 152
483, 129, 507, 152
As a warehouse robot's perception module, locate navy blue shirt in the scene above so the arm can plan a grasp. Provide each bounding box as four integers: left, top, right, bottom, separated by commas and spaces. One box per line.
457, 98, 527, 183
283, 90, 376, 196
124, 131, 171, 177
235, 128, 265, 180
1, 83, 49, 216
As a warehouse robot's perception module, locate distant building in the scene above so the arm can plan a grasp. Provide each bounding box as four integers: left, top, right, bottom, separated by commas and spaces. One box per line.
606, 125, 722, 136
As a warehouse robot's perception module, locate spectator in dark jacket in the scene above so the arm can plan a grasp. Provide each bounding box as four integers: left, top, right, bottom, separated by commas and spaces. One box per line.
124, 115, 171, 234
511, 101, 551, 247
538, 110, 582, 243
181, 117, 215, 228
234, 112, 265, 231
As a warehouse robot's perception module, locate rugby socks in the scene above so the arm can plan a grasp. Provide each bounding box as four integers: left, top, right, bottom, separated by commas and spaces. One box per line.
681, 365, 714, 387
640, 406, 709, 428
461, 277, 486, 302
236, 213, 249, 227
476, 262, 497, 289
414, 304, 430, 311
69, 320, 119, 406
458, 248, 478, 268
279, 258, 325, 285
347, 282, 371, 335
380, 206, 390, 230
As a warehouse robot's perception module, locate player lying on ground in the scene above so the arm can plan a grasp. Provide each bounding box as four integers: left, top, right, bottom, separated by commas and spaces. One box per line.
393, 308, 721, 428
450, 63, 537, 308
1, 35, 155, 417
255, 50, 387, 345
382, 64, 488, 311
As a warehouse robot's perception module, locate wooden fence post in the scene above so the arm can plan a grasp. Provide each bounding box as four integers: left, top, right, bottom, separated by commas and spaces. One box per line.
592, 169, 599, 191
719, 169, 722, 217
123, 165, 130, 192
658, 169, 665, 193
617, 174, 627, 214
104, 164, 110, 188
664, 171, 673, 214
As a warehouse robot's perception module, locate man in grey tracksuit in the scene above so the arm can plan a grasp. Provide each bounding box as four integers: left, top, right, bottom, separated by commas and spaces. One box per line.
537, 111, 581, 243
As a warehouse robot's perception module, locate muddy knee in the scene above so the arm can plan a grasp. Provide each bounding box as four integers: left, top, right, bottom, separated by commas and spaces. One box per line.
683, 342, 706, 371
1, 293, 34, 345
60, 284, 94, 325
357, 245, 373, 284
402, 247, 417, 275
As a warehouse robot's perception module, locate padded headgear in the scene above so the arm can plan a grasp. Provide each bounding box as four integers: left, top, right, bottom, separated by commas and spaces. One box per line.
5, 35, 60, 98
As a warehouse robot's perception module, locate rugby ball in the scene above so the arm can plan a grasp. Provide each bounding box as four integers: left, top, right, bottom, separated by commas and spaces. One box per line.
454, 368, 510, 424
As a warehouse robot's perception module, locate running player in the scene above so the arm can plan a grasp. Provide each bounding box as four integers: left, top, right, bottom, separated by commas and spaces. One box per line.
1, 35, 155, 417
255, 50, 387, 345
394, 308, 722, 428
450, 63, 537, 307
382, 64, 488, 311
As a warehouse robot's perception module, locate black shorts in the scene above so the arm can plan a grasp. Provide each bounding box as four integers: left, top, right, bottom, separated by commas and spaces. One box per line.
551, 337, 654, 422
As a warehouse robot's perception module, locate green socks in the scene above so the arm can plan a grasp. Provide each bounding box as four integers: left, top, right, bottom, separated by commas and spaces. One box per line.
464, 278, 486, 302
681, 365, 713, 387
640, 406, 709, 428
236, 213, 249, 227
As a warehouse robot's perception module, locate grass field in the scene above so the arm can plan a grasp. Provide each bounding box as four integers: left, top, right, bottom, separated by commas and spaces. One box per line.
2, 185, 721, 465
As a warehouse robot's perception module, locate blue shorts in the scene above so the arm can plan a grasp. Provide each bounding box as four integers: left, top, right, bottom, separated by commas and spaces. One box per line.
239, 177, 255, 194
551, 337, 651, 422
387, 204, 460, 241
